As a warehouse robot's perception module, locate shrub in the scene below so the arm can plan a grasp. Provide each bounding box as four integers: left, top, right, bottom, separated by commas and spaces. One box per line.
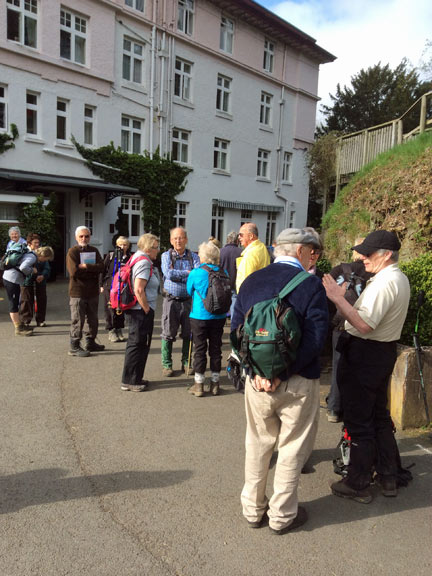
316, 257, 332, 275
400, 252, 432, 346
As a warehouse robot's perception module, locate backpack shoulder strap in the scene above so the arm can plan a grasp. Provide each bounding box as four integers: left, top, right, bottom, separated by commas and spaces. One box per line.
340, 263, 353, 276
128, 254, 153, 276
278, 270, 310, 300
169, 248, 176, 268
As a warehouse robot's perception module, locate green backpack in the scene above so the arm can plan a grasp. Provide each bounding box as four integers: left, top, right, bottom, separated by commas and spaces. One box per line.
0, 242, 29, 271
231, 270, 310, 380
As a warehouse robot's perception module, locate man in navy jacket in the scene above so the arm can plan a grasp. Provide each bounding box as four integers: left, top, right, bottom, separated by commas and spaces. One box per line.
232, 228, 328, 535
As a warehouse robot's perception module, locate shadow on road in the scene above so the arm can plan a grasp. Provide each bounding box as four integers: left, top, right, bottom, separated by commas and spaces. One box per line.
0, 468, 193, 514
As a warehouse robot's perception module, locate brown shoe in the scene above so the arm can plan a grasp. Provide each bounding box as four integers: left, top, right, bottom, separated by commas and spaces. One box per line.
269, 506, 308, 535
15, 324, 33, 336
188, 382, 204, 397
162, 367, 174, 377
210, 381, 220, 396
331, 478, 372, 504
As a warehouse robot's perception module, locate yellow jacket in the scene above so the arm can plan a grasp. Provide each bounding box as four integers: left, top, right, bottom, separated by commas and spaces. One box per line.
235, 239, 270, 292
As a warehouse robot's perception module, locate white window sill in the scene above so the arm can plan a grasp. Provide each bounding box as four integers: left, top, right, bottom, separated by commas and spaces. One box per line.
24, 135, 45, 144
281, 180, 293, 186
60, 57, 88, 69
215, 110, 233, 121
55, 141, 74, 149
259, 125, 273, 133
256, 176, 271, 183
173, 97, 194, 110
121, 81, 147, 95
212, 169, 231, 176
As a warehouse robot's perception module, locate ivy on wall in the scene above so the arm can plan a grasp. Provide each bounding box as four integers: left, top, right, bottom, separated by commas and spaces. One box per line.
74, 140, 192, 249
0, 124, 18, 154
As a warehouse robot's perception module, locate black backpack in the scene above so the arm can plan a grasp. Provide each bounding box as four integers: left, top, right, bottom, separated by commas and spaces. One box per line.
195, 265, 232, 315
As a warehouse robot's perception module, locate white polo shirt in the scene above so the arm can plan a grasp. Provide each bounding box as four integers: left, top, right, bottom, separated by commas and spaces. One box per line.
345, 263, 410, 342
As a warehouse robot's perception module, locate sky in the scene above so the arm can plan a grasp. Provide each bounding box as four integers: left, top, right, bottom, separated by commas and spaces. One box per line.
255, 0, 432, 122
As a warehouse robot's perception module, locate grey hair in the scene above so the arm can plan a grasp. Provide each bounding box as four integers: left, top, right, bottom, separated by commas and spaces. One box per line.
273, 243, 299, 258
8, 226, 21, 236
198, 241, 220, 265
75, 225, 90, 237
226, 230, 238, 244
242, 222, 259, 237
376, 248, 399, 262
170, 226, 187, 238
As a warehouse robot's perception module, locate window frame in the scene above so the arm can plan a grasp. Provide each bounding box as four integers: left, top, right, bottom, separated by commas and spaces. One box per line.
220, 16, 234, 54
265, 211, 277, 246
6, 0, 38, 49
56, 98, 69, 142
260, 91, 273, 127
213, 138, 230, 173
263, 39, 275, 73
84, 104, 96, 146
121, 196, 143, 238
0, 86, 8, 131
26, 90, 39, 136
174, 57, 193, 102
124, 0, 144, 11
211, 205, 224, 243
177, 0, 194, 36
216, 74, 232, 115
60, 8, 87, 65
282, 151, 293, 184
172, 128, 190, 165
173, 201, 187, 228
121, 115, 142, 154
257, 148, 270, 179
122, 37, 145, 85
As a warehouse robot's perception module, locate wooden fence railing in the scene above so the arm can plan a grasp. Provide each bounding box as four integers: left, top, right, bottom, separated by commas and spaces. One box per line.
335, 91, 432, 196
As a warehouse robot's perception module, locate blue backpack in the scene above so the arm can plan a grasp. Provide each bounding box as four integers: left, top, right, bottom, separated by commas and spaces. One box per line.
0, 242, 30, 271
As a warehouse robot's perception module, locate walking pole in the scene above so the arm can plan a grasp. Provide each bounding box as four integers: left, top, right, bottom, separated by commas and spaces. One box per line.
187, 333, 193, 376
412, 290, 430, 424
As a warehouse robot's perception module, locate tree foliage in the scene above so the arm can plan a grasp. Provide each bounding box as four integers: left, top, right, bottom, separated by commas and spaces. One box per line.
19, 193, 61, 248
74, 140, 192, 249
320, 59, 432, 134
0, 123, 18, 154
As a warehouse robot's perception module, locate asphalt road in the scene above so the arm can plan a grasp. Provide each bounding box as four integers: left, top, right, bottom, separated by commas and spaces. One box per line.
1, 280, 431, 576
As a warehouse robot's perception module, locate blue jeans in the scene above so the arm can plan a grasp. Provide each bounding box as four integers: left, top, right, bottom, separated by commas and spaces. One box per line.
229, 291, 237, 319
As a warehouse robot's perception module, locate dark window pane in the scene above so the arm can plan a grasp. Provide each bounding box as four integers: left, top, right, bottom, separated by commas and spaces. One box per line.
60, 30, 71, 59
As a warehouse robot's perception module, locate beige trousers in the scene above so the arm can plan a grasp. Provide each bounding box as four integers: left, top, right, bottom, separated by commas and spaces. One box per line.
241, 374, 320, 531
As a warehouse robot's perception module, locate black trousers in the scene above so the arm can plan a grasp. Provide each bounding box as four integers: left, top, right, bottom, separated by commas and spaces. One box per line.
190, 317, 226, 374
337, 333, 398, 489
122, 308, 154, 385
102, 282, 125, 331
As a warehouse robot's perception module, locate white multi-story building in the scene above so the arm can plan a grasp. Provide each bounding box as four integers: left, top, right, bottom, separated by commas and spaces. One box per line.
0, 0, 334, 269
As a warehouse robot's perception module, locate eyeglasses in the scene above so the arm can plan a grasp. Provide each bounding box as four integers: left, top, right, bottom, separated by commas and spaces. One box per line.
151, 245, 159, 250
238, 232, 250, 237
79, 235, 90, 238
310, 250, 321, 256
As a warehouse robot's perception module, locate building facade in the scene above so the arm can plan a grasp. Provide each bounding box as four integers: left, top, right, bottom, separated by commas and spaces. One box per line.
0, 0, 334, 261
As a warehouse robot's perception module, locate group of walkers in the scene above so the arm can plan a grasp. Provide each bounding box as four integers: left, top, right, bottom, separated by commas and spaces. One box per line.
2, 220, 412, 535
2, 226, 54, 336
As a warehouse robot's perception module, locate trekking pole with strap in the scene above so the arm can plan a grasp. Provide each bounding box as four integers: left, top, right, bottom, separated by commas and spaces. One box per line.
187, 333, 193, 376
412, 290, 430, 424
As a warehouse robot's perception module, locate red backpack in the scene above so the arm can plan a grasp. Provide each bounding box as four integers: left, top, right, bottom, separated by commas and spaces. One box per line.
109, 254, 152, 313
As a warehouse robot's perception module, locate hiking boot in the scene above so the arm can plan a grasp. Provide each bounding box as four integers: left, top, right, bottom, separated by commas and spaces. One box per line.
188, 382, 204, 397
210, 381, 220, 396
121, 382, 147, 392
331, 478, 372, 504
116, 329, 126, 342
15, 323, 33, 336
247, 514, 269, 529
162, 367, 174, 377
85, 339, 105, 352
374, 475, 397, 497
68, 346, 90, 357
182, 364, 194, 376
109, 329, 120, 342
269, 506, 308, 535
327, 410, 341, 423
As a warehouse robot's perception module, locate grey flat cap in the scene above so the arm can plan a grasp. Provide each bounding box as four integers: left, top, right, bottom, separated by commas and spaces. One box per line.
275, 228, 321, 248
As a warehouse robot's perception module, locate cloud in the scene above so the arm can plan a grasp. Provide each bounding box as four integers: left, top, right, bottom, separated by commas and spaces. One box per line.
270, 0, 432, 118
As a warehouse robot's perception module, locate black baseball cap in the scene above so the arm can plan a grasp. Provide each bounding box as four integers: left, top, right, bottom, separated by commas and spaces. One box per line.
352, 230, 401, 256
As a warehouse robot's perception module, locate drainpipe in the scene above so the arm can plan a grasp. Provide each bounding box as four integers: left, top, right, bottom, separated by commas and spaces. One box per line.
149, 25, 157, 158
274, 86, 289, 228
159, 32, 166, 156
167, 36, 175, 153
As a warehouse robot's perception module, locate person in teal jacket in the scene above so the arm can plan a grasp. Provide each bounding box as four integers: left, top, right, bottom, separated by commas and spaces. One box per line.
186, 241, 227, 397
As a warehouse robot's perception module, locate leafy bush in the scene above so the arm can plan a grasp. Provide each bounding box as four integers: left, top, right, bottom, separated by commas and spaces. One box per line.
400, 252, 432, 346
0, 223, 10, 253
316, 257, 332, 275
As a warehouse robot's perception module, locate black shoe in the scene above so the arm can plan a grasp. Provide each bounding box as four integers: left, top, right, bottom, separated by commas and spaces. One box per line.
247, 510, 269, 529
68, 346, 90, 357
269, 506, 308, 535
374, 475, 397, 497
331, 478, 372, 504
85, 340, 105, 352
